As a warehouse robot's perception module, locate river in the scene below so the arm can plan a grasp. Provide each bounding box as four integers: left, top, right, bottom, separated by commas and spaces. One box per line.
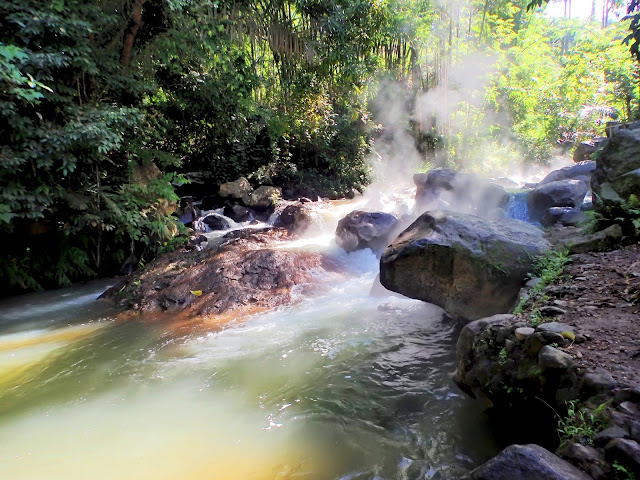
0, 196, 500, 479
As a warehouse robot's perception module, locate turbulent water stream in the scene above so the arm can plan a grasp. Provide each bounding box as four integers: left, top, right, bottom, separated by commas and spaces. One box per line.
0, 197, 500, 480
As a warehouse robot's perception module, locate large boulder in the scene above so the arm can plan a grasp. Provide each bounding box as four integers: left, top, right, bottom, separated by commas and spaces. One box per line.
539, 161, 596, 186
335, 211, 400, 253
219, 177, 252, 201
528, 180, 588, 218
592, 128, 640, 215
247, 186, 282, 210
462, 444, 592, 480
379, 211, 550, 320
101, 230, 338, 319
413, 169, 510, 217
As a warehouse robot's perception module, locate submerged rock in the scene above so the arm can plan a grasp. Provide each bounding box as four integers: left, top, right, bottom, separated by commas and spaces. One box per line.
335, 211, 400, 253
379, 211, 550, 320
462, 444, 592, 480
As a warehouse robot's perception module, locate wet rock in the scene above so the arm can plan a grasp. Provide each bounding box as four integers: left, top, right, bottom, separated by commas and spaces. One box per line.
414, 169, 510, 217
101, 231, 338, 319
336, 211, 399, 253
539, 161, 597, 185
559, 224, 623, 254
273, 202, 314, 234
247, 186, 282, 210
557, 441, 608, 480
541, 207, 587, 227
380, 211, 550, 320
219, 177, 252, 200
539, 345, 573, 371
461, 444, 591, 480
594, 426, 629, 447
188, 234, 207, 250
223, 203, 253, 222
605, 438, 640, 477
200, 213, 231, 231
528, 180, 588, 219
582, 369, 617, 397
453, 314, 515, 396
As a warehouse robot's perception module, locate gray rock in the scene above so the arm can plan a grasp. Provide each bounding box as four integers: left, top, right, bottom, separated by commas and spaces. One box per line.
614, 387, 640, 406
594, 426, 629, 447
539, 345, 573, 371
537, 322, 575, 335
592, 128, 640, 215
219, 177, 252, 200
557, 441, 608, 480
453, 314, 515, 395
199, 213, 232, 232
336, 211, 399, 253
525, 277, 542, 288
414, 170, 510, 217
380, 211, 550, 320
528, 180, 589, 218
559, 224, 623, 254
223, 203, 253, 222
539, 306, 567, 316
605, 438, 640, 477
540, 161, 596, 185
247, 186, 282, 210
541, 207, 587, 227
461, 444, 592, 480
582, 369, 617, 396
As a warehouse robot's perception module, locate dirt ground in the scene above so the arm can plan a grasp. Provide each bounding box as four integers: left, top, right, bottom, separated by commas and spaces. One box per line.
531, 243, 640, 387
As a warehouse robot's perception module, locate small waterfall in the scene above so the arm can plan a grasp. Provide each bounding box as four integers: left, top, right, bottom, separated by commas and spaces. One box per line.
505, 191, 531, 222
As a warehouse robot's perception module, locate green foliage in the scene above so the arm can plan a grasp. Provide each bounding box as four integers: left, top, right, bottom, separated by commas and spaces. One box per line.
2, 0, 638, 292
557, 400, 604, 445
614, 461, 637, 480
514, 248, 569, 314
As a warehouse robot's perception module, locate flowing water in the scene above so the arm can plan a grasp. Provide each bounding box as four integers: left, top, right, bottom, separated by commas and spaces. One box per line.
0, 198, 499, 480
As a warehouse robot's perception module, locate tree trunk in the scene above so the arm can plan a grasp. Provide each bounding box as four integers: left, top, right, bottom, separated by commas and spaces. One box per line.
121, 0, 148, 67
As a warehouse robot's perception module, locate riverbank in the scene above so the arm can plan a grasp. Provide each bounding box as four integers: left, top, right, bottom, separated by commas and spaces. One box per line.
455, 238, 640, 479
